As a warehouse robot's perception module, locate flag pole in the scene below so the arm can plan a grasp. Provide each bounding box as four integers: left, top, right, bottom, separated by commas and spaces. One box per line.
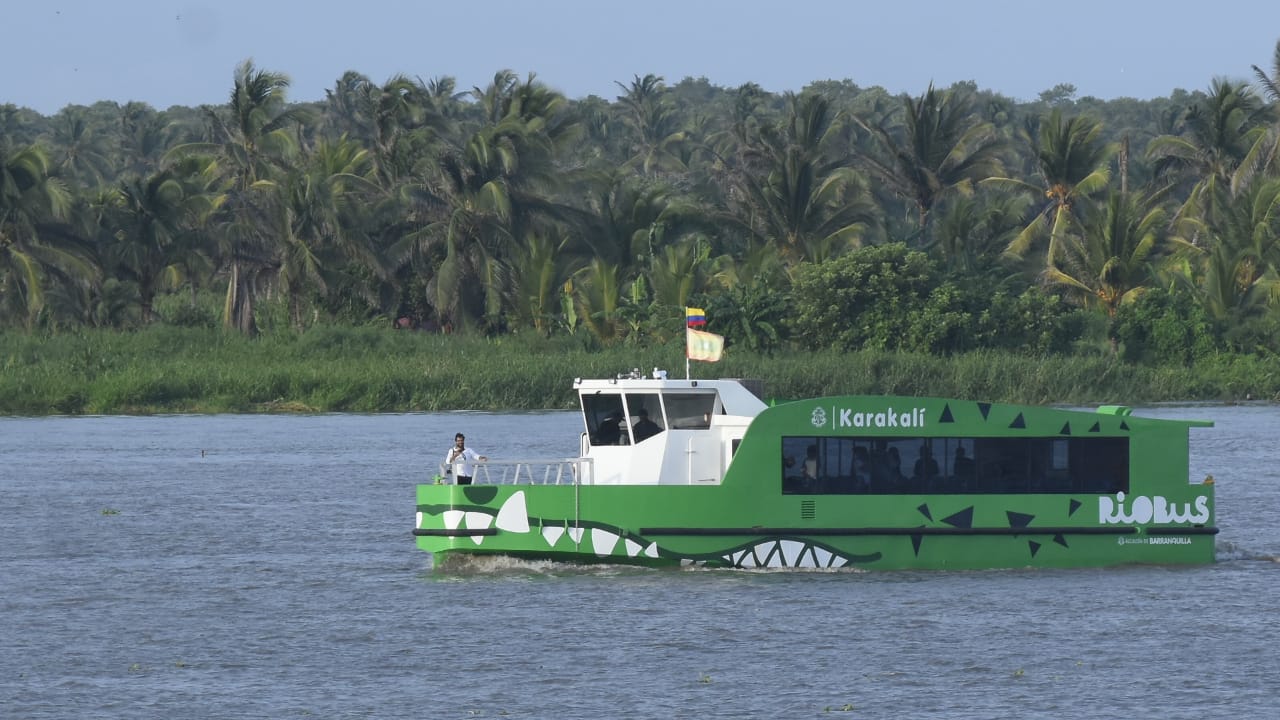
684, 312, 690, 380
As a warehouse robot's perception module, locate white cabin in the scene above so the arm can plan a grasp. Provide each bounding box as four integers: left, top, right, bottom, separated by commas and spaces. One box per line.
575, 369, 767, 485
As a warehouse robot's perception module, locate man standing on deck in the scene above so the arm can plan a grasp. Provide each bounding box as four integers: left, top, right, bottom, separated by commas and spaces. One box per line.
445, 432, 487, 485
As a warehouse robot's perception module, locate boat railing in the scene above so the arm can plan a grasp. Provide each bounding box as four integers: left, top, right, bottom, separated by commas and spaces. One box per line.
435, 458, 593, 486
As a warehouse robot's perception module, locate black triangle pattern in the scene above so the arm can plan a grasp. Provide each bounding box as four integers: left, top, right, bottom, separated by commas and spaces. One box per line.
917, 504, 933, 521
978, 402, 991, 420
942, 506, 974, 529
1068, 499, 1082, 516
1120, 421, 1129, 431
1059, 422, 1071, 436
1006, 511, 1035, 529
1053, 533, 1069, 548
1009, 413, 1026, 429
1029, 541, 1041, 557
1089, 421, 1101, 433
939, 404, 955, 423
910, 533, 923, 556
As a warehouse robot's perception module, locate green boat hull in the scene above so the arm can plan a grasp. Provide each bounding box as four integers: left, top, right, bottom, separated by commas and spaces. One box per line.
415, 484, 1215, 570
415, 393, 1216, 570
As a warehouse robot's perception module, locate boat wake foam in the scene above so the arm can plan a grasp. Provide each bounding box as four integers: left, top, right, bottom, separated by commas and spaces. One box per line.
1215, 540, 1280, 563
429, 553, 658, 577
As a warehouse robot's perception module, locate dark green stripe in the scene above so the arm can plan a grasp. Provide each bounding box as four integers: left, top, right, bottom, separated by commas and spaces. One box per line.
638, 526, 1143, 537
413, 528, 499, 537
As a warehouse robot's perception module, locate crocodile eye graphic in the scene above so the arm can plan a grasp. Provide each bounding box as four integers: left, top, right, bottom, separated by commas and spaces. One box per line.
811, 407, 827, 428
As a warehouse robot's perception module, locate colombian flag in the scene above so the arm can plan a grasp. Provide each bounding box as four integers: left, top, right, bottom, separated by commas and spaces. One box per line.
685, 307, 706, 327
686, 328, 724, 362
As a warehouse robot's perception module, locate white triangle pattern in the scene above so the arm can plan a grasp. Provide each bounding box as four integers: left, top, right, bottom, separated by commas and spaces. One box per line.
464, 511, 492, 546
495, 491, 529, 533
543, 525, 565, 547
591, 528, 620, 556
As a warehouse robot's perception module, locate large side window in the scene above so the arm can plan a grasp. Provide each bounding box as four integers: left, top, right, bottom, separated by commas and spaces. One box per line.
781, 435, 1129, 495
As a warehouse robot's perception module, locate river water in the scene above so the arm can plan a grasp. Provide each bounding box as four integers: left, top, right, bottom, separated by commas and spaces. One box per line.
1, 405, 1277, 719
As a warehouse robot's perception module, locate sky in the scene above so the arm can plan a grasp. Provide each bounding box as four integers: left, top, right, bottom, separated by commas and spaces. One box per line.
6, 0, 1279, 116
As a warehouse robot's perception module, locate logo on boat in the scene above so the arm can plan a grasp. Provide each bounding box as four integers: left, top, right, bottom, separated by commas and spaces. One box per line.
1117, 537, 1193, 545
1098, 492, 1210, 525
811, 406, 927, 429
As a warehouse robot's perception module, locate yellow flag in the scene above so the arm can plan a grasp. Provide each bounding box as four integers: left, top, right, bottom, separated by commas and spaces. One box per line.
686, 328, 724, 362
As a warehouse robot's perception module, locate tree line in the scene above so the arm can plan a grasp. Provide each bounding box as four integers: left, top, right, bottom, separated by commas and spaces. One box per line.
3, 43, 1280, 367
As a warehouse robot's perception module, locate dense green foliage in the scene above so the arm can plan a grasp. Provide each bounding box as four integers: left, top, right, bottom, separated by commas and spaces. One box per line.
4, 47, 1280, 414
1, 325, 1276, 416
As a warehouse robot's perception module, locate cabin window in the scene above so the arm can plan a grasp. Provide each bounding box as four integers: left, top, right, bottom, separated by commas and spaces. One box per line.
663, 393, 716, 429
623, 393, 665, 441
582, 393, 628, 446
781, 435, 1129, 495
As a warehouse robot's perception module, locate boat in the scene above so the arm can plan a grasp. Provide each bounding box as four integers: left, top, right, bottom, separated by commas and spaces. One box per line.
413, 369, 1217, 570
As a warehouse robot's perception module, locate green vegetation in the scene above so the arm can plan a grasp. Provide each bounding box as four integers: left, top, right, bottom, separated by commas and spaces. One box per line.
1, 325, 1275, 415
4, 47, 1280, 414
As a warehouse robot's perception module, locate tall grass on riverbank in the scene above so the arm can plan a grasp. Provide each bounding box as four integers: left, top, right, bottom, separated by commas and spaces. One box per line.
1, 326, 1275, 415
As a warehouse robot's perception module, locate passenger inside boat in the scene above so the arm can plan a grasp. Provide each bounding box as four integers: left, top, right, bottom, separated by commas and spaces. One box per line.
803, 444, 820, 487
632, 407, 662, 441
593, 410, 625, 446
913, 444, 940, 483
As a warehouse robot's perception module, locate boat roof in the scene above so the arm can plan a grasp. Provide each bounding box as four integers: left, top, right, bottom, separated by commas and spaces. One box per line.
574, 371, 767, 416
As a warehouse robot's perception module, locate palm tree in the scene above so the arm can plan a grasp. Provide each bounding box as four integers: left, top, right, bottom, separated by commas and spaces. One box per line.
324, 72, 453, 187
933, 190, 1032, 276
571, 257, 626, 344
174, 59, 309, 335
984, 109, 1113, 269
1146, 80, 1272, 230
0, 144, 88, 328
49, 107, 115, 188
1209, 177, 1280, 298
118, 102, 181, 177
853, 83, 1006, 238
506, 231, 578, 334
1167, 178, 1280, 339
1, 104, 39, 151
99, 156, 222, 324
726, 92, 877, 264
1252, 38, 1280, 102
572, 170, 706, 272
397, 73, 574, 330
1192, 242, 1277, 330
615, 74, 689, 176
1250, 40, 1280, 187
645, 235, 727, 310
1043, 190, 1182, 319
269, 135, 382, 329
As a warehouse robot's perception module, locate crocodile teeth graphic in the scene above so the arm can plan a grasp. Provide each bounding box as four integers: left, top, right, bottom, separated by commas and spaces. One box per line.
442, 510, 465, 530
464, 511, 492, 545
591, 528, 620, 556
728, 539, 852, 568
542, 525, 565, 547
495, 491, 529, 533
